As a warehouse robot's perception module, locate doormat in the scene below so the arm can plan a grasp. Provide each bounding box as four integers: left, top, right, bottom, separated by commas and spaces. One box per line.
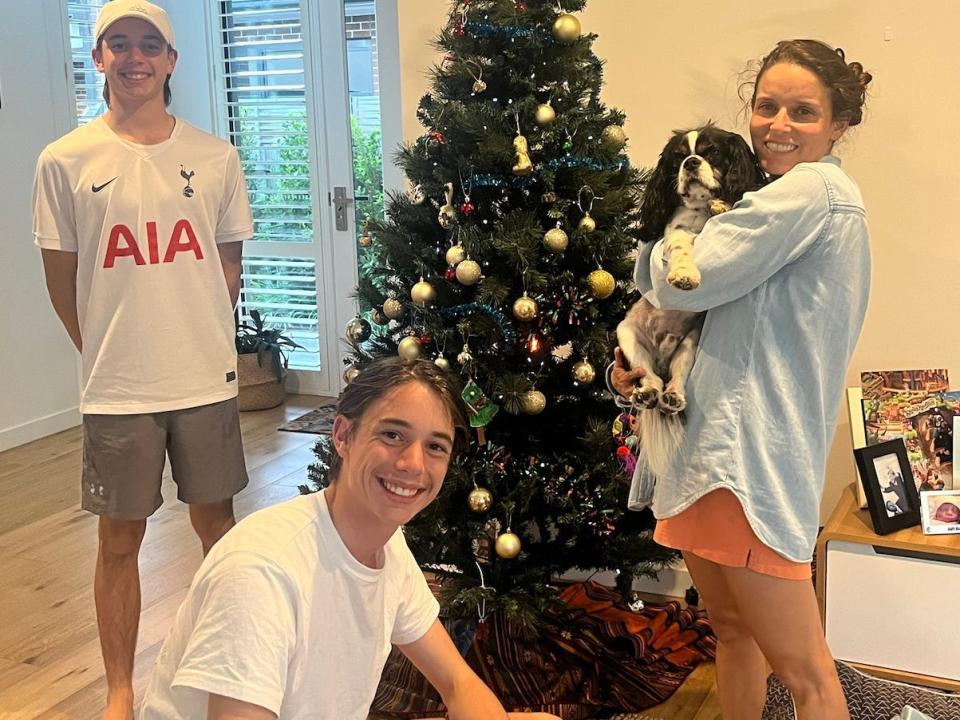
277, 404, 337, 435
763, 660, 960, 719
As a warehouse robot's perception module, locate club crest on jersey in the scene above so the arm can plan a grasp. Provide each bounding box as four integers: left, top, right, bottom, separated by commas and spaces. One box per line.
103, 219, 203, 268
180, 165, 196, 198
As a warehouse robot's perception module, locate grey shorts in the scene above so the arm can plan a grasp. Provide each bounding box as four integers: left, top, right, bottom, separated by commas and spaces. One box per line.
81, 397, 249, 519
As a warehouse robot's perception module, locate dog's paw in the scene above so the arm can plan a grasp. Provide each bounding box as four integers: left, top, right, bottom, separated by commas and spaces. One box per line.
708, 199, 731, 216
631, 386, 661, 410
667, 267, 701, 290
659, 389, 687, 415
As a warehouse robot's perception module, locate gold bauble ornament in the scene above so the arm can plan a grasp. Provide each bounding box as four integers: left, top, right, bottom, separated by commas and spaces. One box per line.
520, 389, 547, 415
468, 487, 493, 513
411, 278, 437, 306
600, 124, 627, 152
572, 359, 597, 384
382, 297, 404, 320
457, 343, 474, 366
512, 292, 539, 322
397, 335, 422, 361
359, 231, 372, 247
455, 259, 482, 286
434, 356, 450, 370
543, 226, 569, 253
495, 530, 522, 559
343, 364, 360, 384
534, 102, 556, 126
578, 212, 596, 233
552, 13, 581, 44
587, 268, 616, 299
445, 243, 467, 266
472, 79, 487, 93
371, 308, 389, 326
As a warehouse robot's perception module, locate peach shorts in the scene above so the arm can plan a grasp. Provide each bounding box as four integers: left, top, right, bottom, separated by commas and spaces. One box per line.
654, 488, 812, 581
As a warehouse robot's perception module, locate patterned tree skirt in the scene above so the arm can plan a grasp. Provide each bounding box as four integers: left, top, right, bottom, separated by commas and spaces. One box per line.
370, 581, 715, 720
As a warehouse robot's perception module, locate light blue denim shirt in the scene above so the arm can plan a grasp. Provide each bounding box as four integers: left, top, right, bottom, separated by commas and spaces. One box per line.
630, 155, 871, 562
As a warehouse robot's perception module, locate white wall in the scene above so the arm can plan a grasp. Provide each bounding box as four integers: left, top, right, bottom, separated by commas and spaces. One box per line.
0, 0, 83, 451
397, 0, 960, 522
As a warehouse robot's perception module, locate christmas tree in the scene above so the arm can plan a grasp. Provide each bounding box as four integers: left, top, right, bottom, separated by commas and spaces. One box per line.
306, 0, 677, 626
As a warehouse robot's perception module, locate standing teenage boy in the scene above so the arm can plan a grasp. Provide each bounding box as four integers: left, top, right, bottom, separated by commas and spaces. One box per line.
32, 2, 253, 717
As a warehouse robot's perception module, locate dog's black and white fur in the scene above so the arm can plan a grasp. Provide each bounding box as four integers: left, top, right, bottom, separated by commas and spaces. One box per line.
617, 124, 765, 478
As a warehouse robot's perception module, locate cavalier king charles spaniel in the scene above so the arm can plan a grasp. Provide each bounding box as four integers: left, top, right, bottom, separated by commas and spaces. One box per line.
616, 124, 765, 479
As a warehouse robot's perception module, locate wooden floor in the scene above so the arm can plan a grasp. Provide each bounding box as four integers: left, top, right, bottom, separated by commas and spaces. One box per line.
0, 396, 719, 720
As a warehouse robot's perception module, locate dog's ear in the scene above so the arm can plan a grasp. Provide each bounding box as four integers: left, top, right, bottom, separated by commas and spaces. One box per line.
720, 133, 768, 204
637, 134, 683, 243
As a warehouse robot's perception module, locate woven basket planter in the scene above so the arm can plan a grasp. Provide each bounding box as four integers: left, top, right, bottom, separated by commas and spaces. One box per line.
236, 352, 285, 411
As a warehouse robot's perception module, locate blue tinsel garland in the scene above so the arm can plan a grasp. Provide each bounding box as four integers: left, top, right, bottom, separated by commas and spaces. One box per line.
438, 303, 517, 345
464, 21, 550, 40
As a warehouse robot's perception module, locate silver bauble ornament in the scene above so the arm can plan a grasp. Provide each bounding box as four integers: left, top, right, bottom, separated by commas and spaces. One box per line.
495, 531, 522, 558
578, 212, 596, 233
411, 278, 437, 306
397, 335, 422, 360
572, 359, 597, 384
382, 297, 404, 320
455, 259, 482, 286
345, 316, 372, 343
534, 102, 556, 126
445, 243, 467, 266
587, 268, 616, 299
468, 487, 493, 513
543, 226, 569, 253
552, 13, 581, 44
521, 389, 547, 415
601, 124, 627, 152
512, 293, 539, 322
434, 356, 450, 370
343, 364, 360, 384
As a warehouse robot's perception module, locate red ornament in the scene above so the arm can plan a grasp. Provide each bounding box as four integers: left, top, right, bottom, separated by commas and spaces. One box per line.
428, 130, 446, 144
460, 200, 475, 215
419, 333, 433, 346
616, 445, 631, 457
453, 21, 465, 37
515, 1, 527, 10
445, 266, 457, 280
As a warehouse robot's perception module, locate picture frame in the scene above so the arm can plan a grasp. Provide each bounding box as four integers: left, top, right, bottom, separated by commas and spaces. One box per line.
920, 489, 960, 535
853, 439, 922, 535
845, 386, 869, 508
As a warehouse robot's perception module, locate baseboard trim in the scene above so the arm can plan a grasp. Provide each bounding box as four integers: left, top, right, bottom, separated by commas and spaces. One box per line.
561, 560, 692, 598
0, 406, 81, 452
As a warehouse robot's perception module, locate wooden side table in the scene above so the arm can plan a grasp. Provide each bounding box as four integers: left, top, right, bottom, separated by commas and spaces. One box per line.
816, 485, 960, 691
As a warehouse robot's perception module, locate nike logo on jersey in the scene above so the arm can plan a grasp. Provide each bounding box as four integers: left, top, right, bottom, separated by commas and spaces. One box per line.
92, 177, 119, 193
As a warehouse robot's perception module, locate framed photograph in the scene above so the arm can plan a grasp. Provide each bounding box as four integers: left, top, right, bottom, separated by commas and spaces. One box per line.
853, 439, 922, 535
920, 489, 960, 535
845, 386, 869, 508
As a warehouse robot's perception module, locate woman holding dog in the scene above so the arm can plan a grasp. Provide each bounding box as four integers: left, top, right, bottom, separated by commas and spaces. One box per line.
611, 40, 873, 719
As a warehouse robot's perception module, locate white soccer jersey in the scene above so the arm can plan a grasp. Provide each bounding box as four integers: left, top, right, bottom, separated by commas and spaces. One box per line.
33, 118, 253, 414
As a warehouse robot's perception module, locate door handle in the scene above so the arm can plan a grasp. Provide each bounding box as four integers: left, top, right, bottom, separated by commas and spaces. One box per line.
332, 186, 353, 231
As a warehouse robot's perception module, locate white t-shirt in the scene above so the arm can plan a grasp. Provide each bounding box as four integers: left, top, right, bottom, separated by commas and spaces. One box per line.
140, 491, 440, 720
32, 117, 253, 414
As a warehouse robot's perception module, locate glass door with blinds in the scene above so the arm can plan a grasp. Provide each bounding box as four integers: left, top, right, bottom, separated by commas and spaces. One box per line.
212, 0, 392, 396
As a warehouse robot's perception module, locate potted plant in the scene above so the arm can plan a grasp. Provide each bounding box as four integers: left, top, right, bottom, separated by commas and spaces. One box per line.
235, 310, 304, 411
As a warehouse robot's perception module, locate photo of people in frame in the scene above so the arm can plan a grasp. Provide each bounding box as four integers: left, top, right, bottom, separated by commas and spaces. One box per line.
873, 452, 910, 517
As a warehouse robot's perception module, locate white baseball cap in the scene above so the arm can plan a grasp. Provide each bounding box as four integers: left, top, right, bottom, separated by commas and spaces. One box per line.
94, 0, 175, 48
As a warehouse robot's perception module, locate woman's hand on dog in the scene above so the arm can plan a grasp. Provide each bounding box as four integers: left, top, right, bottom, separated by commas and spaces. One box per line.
611, 347, 647, 399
